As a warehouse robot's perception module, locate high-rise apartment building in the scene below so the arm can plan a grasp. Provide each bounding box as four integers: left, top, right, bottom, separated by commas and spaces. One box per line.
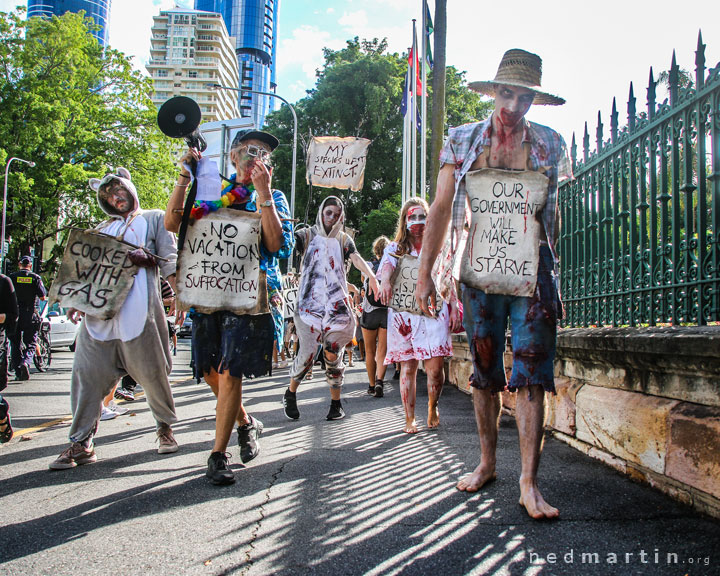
27, 0, 111, 46
194, 0, 279, 128
146, 8, 240, 123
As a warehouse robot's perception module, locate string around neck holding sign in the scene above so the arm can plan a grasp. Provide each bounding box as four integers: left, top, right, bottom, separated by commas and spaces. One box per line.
190, 177, 255, 221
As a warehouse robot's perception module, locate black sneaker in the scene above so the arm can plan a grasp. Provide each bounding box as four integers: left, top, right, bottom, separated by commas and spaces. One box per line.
283, 389, 300, 420
16, 364, 30, 381
326, 400, 345, 421
114, 387, 135, 402
0, 411, 13, 444
238, 416, 263, 463
367, 385, 375, 395
374, 382, 384, 398
206, 451, 235, 485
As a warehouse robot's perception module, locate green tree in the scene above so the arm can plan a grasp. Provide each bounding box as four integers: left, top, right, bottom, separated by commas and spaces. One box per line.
0, 8, 176, 277
264, 37, 491, 258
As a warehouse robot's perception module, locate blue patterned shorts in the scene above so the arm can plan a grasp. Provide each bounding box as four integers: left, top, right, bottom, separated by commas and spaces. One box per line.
461, 246, 559, 394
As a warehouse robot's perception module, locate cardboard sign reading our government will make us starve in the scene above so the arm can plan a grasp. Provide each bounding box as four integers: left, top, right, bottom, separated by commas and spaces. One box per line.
459, 169, 549, 297
48, 229, 140, 320
390, 254, 439, 316
176, 209, 268, 315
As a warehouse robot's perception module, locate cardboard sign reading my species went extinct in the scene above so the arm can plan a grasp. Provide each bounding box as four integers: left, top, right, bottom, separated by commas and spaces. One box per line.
390, 254, 439, 316
176, 209, 268, 315
460, 168, 549, 297
49, 229, 139, 320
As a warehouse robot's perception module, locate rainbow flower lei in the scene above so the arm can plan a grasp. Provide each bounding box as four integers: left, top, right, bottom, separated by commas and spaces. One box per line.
190, 180, 255, 220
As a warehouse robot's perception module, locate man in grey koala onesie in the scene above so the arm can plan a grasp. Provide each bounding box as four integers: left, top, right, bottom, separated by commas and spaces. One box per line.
49, 168, 180, 470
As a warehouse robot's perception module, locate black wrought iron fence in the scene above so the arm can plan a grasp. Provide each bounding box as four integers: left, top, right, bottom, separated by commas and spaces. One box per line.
559, 33, 720, 327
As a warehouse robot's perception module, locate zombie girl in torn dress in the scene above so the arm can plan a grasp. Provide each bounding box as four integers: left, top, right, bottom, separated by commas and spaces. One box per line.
282, 196, 379, 421
379, 198, 463, 433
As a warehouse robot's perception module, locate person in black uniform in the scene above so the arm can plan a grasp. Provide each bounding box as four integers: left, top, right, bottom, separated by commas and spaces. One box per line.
9, 255, 46, 381
0, 273, 19, 442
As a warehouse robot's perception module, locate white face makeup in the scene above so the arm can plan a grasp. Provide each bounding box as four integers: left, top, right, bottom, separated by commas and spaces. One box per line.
322, 204, 342, 232
494, 84, 535, 129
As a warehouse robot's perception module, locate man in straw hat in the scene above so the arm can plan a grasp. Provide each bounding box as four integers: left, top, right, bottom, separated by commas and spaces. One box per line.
417, 49, 571, 519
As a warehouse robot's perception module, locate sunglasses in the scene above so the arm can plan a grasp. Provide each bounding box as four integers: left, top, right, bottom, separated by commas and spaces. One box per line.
239, 144, 272, 163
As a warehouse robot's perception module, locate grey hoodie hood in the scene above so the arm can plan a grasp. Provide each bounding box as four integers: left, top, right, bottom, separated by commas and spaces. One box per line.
313, 195, 345, 239
89, 167, 140, 218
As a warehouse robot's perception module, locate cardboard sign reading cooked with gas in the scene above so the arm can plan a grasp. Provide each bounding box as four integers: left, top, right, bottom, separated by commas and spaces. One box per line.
391, 254, 438, 315
177, 209, 264, 314
460, 169, 550, 297
49, 229, 139, 320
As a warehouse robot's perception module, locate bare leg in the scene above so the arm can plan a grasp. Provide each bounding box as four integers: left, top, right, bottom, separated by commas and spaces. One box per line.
203, 370, 250, 452
457, 388, 500, 492
324, 351, 342, 401
362, 327, 377, 387
424, 356, 444, 429
102, 385, 117, 408
516, 385, 558, 519
376, 328, 388, 381
399, 360, 418, 433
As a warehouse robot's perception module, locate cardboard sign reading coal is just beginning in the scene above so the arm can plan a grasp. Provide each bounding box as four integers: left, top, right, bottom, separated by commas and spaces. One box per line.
460, 169, 549, 297
390, 254, 439, 316
49, 229, 139, 320
177, 209, 266, 315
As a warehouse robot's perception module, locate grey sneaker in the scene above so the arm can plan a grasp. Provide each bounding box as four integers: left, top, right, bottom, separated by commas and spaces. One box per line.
49, 441, 97, 470
157, 423, 179, 454
238, 416, 263, 463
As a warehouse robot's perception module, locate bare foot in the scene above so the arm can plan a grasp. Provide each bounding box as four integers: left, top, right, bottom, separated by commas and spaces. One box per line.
427, 401, 440, 429
456, 463, 496, 492
519, 479, 559, 519
404, 418, 418, 434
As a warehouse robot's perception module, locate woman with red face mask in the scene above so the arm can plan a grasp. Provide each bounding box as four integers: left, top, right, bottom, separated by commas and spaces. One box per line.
378, 198, 462, 433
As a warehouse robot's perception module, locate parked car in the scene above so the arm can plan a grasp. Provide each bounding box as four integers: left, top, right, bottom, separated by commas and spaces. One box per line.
177, 315, 192, 338
38, 301, 80, 350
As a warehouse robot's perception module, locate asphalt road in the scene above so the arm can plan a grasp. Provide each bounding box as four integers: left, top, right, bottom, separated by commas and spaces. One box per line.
1, 340, 719, 576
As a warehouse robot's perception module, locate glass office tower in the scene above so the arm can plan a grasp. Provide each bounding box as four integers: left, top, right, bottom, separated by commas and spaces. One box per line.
27, 0, 112, 47
194, 0, 279, 128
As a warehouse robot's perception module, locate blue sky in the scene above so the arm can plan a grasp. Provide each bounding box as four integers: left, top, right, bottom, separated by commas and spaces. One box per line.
2, 0, 719, 145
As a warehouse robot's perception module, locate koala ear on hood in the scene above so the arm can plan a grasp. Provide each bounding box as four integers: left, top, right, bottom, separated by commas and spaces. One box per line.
116, 167, 132, 181
89, 178, 102, 192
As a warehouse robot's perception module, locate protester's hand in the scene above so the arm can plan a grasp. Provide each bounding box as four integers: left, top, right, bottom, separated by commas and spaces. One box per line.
448, 301, 463, 332
379, 279, 394, 306
416, 271, 437, 317
178, 148, 202, 175
251, 159, 272, 199
67, 308, 85, 324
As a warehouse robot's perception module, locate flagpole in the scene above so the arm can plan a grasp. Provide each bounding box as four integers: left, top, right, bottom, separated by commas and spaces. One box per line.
401, 74, 408, 205
420, 2, 427, 200
411, 19, 417, 199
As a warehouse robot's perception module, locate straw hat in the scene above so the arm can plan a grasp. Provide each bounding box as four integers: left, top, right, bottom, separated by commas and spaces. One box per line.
469, 49, 565, 106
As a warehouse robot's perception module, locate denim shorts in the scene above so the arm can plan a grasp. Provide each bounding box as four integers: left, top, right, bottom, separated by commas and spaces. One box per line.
461, 246, 559, 394
192, 311, 274, 381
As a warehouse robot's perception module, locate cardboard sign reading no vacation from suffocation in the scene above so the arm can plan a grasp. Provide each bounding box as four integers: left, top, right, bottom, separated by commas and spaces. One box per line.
390, 254, 439, 316
176, 209, 267, 315
460, 169, 549, 297
306, 136, 371, 191
49, 229, 139, 320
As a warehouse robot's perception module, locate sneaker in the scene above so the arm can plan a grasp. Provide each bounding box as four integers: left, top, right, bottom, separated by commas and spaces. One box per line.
107, 401, 128, 416
283, 389, 300, 420
100, 405, 118, 421
114, 387, 135, 402
156, 423, 179, 454
367, 385, 376, 395
49, 441, 97, 470
326, 399, 345, 421
238, 416, 263, 463
206, 451, 235, 485
374, 382, 384, 398
0, 412, 13, 444
16, 364, 30, 381
305, 371, 314, 381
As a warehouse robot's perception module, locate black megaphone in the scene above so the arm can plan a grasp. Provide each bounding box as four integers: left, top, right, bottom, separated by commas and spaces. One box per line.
157, 96, 207, 152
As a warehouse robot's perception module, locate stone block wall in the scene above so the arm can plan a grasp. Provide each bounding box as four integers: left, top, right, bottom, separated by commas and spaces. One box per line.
448, 326, 720, 518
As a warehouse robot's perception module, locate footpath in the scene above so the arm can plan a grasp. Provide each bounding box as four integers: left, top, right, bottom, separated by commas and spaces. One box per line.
0, 342, 718, 575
